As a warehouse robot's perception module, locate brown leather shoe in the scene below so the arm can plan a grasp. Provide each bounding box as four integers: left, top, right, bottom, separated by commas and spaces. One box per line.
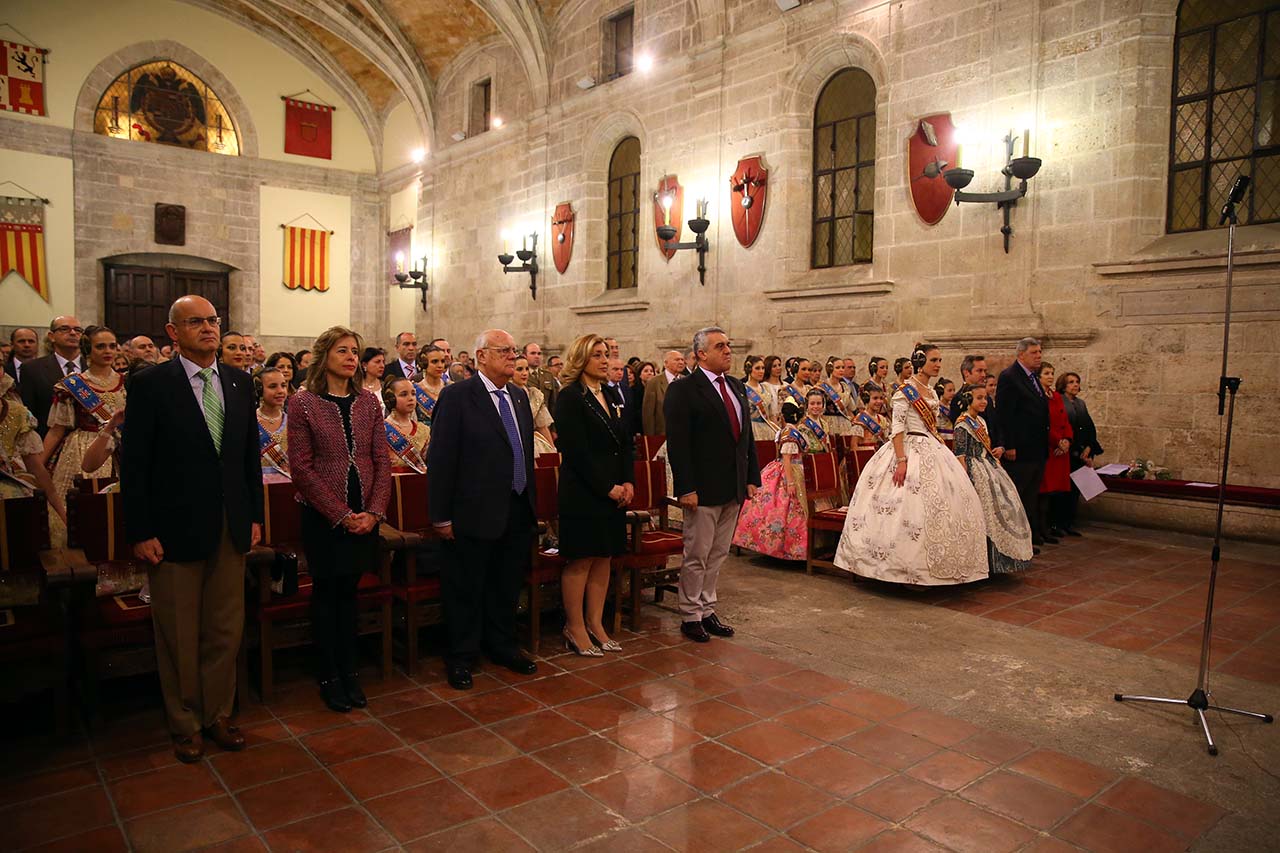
203, 717, 246, 751
174, 732, 204, 763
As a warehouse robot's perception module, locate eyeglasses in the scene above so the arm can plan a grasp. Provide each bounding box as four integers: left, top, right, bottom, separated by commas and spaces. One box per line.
180, 316, 222, 329
484, 346, 518, 357
52, 325, 84, 335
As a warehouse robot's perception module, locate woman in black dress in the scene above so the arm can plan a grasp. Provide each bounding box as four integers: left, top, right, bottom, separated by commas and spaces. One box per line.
554, 334, 634, 655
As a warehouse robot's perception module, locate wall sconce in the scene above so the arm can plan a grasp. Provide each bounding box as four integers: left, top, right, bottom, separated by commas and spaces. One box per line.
498, 231, 539, 299
943, 130, 1042, 253
656, 196, 710, 285
393, 254, 430, 311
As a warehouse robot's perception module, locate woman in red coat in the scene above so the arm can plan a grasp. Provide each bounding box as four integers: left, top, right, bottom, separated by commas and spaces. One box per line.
288, 326, 391, 714
1037, 362, 1074, 540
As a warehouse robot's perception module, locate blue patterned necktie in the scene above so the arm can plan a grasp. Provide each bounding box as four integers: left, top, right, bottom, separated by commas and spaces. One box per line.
494, 388, 527, 494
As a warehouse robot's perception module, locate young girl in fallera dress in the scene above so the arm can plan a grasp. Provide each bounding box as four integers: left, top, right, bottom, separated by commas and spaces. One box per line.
256, 366, 291, 482
834, 343, 988, 585
383, 376, 429, 473
952, 383, 1033, 574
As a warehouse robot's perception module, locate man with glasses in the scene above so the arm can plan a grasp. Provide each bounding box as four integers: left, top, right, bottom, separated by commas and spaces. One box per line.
428, 329, 538, 690
121, 296, 262, 763
19, 316, 85, 437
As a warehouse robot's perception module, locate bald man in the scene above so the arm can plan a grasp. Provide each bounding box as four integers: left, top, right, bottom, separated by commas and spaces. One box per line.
19, 315, 84, 437
130, 335, 160, 364
641, 350, 686, 435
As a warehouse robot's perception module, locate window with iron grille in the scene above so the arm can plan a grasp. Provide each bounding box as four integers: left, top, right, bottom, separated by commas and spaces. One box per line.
607, 136, 640, 290
812, 68, 876, 267
1168, 0, 1280, 232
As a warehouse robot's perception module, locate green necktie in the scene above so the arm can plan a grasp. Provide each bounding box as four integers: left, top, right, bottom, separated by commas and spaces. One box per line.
197, 367, 224, 454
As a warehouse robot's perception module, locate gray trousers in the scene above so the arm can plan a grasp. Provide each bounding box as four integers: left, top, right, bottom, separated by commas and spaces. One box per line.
678, 501, 741, 621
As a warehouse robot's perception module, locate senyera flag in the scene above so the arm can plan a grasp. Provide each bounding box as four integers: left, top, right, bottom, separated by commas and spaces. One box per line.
0, 195, 48, 301
282, 226, 329, 292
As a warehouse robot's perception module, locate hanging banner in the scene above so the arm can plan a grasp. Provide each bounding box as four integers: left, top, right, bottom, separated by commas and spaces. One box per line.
0, 196, 48, 301
282, 225, 330, 292
0, 41, 48, 117
388, 226, 412, 282
283, 97, 333, 160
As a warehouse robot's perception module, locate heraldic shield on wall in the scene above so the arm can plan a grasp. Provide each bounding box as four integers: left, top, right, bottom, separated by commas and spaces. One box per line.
551, 202, 574, 274
908, 114, 959, 226
729, 156, 769, 248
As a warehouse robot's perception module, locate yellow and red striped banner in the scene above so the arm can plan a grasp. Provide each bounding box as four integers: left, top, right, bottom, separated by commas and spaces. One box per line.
282, 225, 329, 292
0, 195, 48, 301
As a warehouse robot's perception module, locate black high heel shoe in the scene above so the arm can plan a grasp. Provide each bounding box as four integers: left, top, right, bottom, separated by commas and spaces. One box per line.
341, 672, 367, 708
319, 678, 353, 713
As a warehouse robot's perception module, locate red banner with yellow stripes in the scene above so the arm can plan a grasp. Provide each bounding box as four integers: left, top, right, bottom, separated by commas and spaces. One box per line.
282, 225, 329, 292
0, 196, 48, 301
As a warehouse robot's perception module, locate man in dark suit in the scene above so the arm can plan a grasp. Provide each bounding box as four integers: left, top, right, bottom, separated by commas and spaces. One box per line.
121, 295, 263, 763
19, 316, 85, 436
383, 331, 421, 381
664, 327, 760, 643
952, 354, 1001, 447
4, 327, 38, 386
996, 338, 1050, 548
428, 328, 538, 690
604, 357, 632, 416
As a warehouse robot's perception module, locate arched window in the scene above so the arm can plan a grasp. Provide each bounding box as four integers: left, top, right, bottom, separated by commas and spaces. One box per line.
94, 60, 240, 156
812, 68, 876, 268
607, 136, 641, 290
1168, 0, 1279, 231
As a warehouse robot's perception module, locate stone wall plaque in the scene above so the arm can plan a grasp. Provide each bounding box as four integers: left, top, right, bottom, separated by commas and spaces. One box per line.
154, 203, 186, 246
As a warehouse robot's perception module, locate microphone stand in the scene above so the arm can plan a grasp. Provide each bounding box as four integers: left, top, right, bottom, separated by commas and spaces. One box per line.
1112, 187, 1273, 754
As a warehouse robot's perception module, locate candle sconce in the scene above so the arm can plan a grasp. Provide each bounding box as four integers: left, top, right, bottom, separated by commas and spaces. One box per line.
943, 130, 1042, 253
656, 195, 711, 285
498, 232, 540, 299
393, 255, 430, 311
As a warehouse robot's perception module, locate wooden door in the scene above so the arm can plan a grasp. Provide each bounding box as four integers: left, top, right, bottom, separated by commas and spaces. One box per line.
103, 264, 229, 344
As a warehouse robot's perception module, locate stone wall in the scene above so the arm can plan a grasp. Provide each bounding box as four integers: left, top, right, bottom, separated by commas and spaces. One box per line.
398, 0, 1279, 488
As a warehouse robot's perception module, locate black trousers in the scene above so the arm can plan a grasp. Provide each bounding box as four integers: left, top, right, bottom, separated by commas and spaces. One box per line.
311, 573, 359, 679
441, 492, 534, 666
1005, 457, 1047, 542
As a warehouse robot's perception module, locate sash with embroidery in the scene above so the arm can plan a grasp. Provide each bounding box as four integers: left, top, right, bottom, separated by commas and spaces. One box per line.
58, 373, 115, 427
744, 384, 770, 424
958, 415, 996, 461
855, 411, 882, 437
385, 421, 426, 473
257, 421, 291, 477
819, 382, 853, 422
413, 384, 437, 422
899, 382, 941, 440
803, 417, 826, 441
782, 426, 806, 448
782, 384, 806, 406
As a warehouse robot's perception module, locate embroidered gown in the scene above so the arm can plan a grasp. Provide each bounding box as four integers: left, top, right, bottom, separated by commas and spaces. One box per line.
833, 381, 987, 585
732, 423, 827, 560
384, 416, 429, 473
527, 385, 557, 457
47, 371, 126, 546
745, 382, 779, 442
258, 412, 291, 483
953, 415, 1033, 573
819, 383, 855, 437
0, 376, 43, 499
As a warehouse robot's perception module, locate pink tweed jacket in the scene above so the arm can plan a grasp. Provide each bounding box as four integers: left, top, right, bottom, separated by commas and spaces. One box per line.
286, 388, 391, 526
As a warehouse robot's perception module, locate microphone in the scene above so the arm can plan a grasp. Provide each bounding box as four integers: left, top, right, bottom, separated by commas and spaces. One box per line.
1218, 175, 1250, 225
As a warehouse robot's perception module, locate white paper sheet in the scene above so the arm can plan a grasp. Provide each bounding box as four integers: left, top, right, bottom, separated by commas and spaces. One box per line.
1070, 465, 1108, 501
1094, 463, 1131, 476
1185, 482, 1217, 488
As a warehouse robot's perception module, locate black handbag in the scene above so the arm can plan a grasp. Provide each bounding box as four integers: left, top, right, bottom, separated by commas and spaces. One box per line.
270, 551, 299, 596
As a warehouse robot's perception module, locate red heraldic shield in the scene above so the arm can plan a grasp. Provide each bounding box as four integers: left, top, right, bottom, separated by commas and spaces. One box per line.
284, 98, 333, 160
653, 175, 682, 261
729, 156, 769, 248
551, 202, 575, 274
908, 114, 958, 226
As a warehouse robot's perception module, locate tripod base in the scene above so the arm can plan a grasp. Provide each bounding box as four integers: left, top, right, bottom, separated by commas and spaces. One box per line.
1114, 689, 1273, 756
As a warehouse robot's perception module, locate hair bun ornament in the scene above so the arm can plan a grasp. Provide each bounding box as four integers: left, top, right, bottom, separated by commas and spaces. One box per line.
910, 345, 930, 372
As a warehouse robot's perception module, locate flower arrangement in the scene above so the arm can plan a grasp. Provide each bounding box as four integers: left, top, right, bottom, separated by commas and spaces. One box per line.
1123, 458, 1173, 480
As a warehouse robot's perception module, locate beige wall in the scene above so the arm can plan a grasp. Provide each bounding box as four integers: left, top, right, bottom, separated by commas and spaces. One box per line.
0, 151, 74, 328
258, 186, 352, 338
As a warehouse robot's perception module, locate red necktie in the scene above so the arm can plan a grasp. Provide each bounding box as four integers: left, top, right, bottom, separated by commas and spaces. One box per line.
717, 376, 741, 441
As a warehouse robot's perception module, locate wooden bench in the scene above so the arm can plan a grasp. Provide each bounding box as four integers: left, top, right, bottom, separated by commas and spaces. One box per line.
1099, 476, 1280, 508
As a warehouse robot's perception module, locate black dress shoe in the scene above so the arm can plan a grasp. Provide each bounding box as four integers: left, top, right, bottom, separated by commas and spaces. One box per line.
702, 613, 735, 637
681, 621, 710, 643
1064, 528, 1082, 537
1031, 536, 1045, 547
319, 678, 353, 713
446, 663, 473, 690
1032, 546, 1042, 556
1043, 535, 1061, 545
490, 653, 538, 676
341, 673, 368, 708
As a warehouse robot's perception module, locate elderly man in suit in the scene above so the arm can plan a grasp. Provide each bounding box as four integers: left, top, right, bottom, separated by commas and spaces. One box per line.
19, 316, 85, 436
664, 327, 760, 643
641, 350, 686, 435
428, 328, 539, 690
121, 295, 263, 763
996, 338, 1050, 549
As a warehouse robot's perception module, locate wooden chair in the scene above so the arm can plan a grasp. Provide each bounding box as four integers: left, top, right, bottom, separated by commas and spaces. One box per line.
755, 440, 778, 469
527, 465, 566, 654
535, 452, 562, 468
252, 481, 397, 699
383, 472, 439, 675
0, 495, 69, 732
616, 459, 685, 631
635, 434, 665, 461
803, 452, 848, 575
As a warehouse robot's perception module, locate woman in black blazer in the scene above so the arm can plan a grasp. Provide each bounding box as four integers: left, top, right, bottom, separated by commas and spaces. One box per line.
553, 334, 634, 656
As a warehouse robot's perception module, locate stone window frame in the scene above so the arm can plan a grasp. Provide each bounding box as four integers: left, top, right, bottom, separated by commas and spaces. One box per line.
469, 76, 493, 136
606, 135, 642, 290
810, 67, 877, 269
601, 3, 636, 82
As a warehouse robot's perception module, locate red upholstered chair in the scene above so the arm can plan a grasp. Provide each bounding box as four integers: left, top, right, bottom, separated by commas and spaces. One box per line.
535, 452, 561, 468
616, 459, 685, 631
755, 440, 778, 469
527, 465, 566, 653
0, 495, 69, 732
635, 434, 665, 461
383, 472, 438, 674
253, 481, 397, 700
803, 452, 848, 575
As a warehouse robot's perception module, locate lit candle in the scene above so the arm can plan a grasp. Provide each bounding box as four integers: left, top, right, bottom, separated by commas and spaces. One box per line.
394, 251, 404, 273
1022, 128, 1030, 158
955, 143, 963, 169
661, 193, 673, 226
698, 198, 708, 219
522, 233, 528, 251
501, 230, 509, 253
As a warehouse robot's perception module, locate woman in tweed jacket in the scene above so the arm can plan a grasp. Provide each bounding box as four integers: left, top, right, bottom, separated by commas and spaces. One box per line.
287, 326, 391, 713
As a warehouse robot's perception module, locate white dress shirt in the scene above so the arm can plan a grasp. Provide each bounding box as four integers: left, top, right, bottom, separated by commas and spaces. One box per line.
55, 352, 83, 376
179, 354, 225, 409
700, 365, 742, 433
664, 369, 679, 385
397, 359, 416, 377
478, 371, 522, 443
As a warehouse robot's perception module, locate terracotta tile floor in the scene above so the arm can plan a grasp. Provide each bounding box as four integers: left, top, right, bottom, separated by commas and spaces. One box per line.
1, 610, 1227, 852
909, 533, 1280, 686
